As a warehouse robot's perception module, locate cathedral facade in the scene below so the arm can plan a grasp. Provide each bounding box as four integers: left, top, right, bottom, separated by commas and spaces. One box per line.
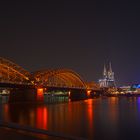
99, 63, 116, 88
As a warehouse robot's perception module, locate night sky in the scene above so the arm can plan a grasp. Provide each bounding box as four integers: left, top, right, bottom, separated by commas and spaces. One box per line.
0, 0, 140, 86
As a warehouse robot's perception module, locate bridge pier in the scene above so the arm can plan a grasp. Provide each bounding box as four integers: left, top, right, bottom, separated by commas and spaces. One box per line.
9, 88, 37, 103
69, 89, 87, 101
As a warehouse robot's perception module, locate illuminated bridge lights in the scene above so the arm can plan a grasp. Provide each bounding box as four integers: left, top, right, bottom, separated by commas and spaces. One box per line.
0, 57, 99, 90
86, 90, 92, 97
0, 57, 31, 85
32, 69, 87, 89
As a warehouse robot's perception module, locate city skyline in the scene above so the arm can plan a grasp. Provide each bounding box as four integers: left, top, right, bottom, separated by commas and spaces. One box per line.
0, 0, 140, 86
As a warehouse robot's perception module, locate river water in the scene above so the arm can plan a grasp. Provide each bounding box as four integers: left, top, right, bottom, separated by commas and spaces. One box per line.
1, 97, 140, 140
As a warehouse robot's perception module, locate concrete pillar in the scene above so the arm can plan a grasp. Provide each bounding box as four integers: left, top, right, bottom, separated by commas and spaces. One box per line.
9, 88, 37, 103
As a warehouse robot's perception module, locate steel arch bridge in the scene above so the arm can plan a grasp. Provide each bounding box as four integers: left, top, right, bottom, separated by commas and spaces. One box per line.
32, 69, 86, 89
0, 57, 31, 84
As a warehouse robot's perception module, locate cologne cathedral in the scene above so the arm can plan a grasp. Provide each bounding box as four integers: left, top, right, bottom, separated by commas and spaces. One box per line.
99, 63, 116, 88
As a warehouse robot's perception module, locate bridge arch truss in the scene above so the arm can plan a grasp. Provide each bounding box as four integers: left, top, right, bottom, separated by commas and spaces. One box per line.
33, 69, 86, 89
0, 57, 31, 84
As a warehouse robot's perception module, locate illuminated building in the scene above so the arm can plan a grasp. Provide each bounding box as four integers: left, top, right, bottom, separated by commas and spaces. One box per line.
132, 84, 140, 89
99, 62, 116, 88
131, 84, 140, 93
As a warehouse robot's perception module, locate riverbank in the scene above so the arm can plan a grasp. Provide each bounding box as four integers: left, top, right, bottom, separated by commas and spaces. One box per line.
0, 127, 67, 140
0, 121, 87, 140
0, 127, 42, 140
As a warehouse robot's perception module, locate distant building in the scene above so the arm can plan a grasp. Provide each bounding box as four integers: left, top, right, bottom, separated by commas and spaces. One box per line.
131, 84, 140, 93
119, 84, 140, 94
99, 63, 116, 88
132, 84, 140, 89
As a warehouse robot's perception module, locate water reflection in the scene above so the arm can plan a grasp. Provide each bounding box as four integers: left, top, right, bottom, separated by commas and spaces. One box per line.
108, 97, 119, 124
36, 107, 48, 129
1, 97, 140, 140
84, 99, 94, 139
137, 97, 140, 108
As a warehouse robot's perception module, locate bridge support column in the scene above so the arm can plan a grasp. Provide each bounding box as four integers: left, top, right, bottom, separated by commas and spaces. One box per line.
69, 89, 87, 101
9, 88, 37, 103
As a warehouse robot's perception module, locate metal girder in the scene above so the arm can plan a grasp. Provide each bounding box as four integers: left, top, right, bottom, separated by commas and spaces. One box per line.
32, 69, 86, 88
0, 57, 31, 84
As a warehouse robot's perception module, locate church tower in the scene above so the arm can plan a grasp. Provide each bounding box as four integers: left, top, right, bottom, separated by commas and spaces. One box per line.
103, 64, 107, 79
108, 62, 114, 81
99, 62, 116, 88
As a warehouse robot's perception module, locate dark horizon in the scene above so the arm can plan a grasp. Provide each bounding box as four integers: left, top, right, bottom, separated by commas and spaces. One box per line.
0, 0, 140, 86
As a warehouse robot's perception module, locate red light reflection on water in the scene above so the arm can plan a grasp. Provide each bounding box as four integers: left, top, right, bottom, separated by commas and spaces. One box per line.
85, 99, 94, 138
36, 107, 48, 129
4, 104, 9, 113
87, 99, 93, 124
108, 97, 119, 125
3, 104, 9, 121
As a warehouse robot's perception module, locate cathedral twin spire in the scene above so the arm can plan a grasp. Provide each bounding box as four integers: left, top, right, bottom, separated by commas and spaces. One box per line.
99, 62, 116, 87
103, 62, 114, 81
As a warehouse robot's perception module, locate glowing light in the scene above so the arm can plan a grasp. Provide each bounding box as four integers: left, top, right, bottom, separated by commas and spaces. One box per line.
37, 88, 44, 101
38, 88, 43, 92
68, 91, 71, 97
87, 90, 91, 96
25, 77, 29, 80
